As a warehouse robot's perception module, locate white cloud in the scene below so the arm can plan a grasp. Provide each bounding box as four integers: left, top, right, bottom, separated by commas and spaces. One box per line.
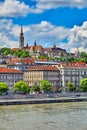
23, 21, 69, 47
36, 0, 87, 9
0, 19, 69, 48
0, 0, 30, 17
0, 19, 18, 48
60, 21, 87, 53
1, 19, 87, 53
0, 0, 87, 17
0, 0, 43, 17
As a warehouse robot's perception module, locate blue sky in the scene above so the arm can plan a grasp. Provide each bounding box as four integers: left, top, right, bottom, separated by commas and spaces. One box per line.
0, 0, 87, 52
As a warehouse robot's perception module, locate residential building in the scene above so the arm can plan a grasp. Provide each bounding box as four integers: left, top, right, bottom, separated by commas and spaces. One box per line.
7, 58, 34, 70
59, 62, 87, 87
0, 58, 7, 68
24, 65, 60, 91
0, 68, 23, 92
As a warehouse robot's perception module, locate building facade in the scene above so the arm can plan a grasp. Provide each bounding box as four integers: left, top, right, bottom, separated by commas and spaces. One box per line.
24, 65, 60, 91
59, 63, 87, 87
23, 62, 87, 92
43, 45, 67, 58
0, 68, 23, 92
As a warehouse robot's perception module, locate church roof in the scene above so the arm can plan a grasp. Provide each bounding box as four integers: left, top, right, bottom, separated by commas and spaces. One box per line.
12, 48, 19, 51
24, 45, 43, 51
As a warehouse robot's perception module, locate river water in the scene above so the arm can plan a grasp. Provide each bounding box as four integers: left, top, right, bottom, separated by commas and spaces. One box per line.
0, 102, 87, 130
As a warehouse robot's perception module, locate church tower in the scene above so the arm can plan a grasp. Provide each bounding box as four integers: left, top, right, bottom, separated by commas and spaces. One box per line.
19, 26, 24, 49
53, 44, 56, 48
34, 40, 37, 46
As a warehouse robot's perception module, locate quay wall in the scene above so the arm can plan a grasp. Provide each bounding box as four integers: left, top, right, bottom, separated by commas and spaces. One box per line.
0, 97, 87, 105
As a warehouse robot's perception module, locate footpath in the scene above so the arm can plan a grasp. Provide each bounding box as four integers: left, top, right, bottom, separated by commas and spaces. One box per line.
0, 93, 87, 105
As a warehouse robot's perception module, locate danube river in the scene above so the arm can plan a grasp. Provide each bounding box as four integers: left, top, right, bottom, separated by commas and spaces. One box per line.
0, 102, 87, 130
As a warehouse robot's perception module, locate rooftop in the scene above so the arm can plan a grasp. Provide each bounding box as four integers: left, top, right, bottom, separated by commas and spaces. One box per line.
0, 68, 22, 73
26, 65, 58, 71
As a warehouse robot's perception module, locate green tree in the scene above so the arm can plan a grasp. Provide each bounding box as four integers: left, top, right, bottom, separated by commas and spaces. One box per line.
21, 50, 30, 58
80, 78, 87, 92
38, 55, 48, 59
13, 49, 30, 58
30, 83, 40, 93
40, 80, 51, 93
0, 47, 11, 55
60, 57, 66, 62
0, 82, 8, 95
58, 87, 62, 93
13, 80, 30, 94
67, 82, 76, 92
81, 52, 87, 58
49, 58, 55, 61
75, 86, 79, 92
13, 49, 22, 57
68, 57, 77, 62
78, 58, 85, 62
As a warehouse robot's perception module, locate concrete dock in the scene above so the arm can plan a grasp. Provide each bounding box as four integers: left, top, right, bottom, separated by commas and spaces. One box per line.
0, 97, 87, 105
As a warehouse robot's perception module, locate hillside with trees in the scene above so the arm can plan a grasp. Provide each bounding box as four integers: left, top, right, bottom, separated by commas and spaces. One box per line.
0, 47, 31, 58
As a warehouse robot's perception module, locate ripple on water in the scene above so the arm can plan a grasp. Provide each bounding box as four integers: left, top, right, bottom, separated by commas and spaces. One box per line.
0, 102, 87, 130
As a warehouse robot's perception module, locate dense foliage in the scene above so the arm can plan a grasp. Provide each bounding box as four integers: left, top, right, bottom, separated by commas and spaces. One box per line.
49, 52, 87, 63
30, 83, 40, 93
13, 49, 30, 58
38, 55, 48, 59
67, 82, 76, 92
0, 82, 8, 95
13, 80, 30, 94
80, 78, 87, 92
0, 48, 31, 58
40, 80, 51, 93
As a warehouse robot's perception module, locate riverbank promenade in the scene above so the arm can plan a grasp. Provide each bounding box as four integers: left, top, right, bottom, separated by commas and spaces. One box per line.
0, 92, 87, 105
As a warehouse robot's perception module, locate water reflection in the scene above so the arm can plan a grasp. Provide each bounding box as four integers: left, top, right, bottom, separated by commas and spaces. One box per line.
0, 102, 87, 130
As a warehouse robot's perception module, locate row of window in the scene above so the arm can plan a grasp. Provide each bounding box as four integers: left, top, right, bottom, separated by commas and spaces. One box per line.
61, 71, 87, 75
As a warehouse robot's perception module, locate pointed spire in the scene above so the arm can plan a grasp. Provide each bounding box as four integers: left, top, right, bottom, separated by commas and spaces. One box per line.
26, 43, 28, 48
20, 26, 23, 35
19, 26, 24, 49
53, 44, 56, 48
77, 48, 80, 54
34, 40, 37, 46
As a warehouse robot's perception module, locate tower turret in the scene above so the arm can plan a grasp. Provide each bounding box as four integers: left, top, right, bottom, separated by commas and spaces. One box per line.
53, 44, 56, 48
19, 26, 24, 49
34, 40, 37, 46
26, 43, 28, 48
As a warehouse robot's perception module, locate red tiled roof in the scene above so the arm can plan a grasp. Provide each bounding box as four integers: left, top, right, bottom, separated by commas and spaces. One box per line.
68, 62, 86, 66
24, 45, 43, 51
60, 62, 87, 68
37, 58, 48, 62
12, 48, 19, 51
0, 68, 22, 73
21, 59, 34, 64
7, 58, 21, 64
62, 64, 87, 68
43, 48, 52, 52
33, 46, 42, 51
27, 65, 58, 71
24, 46, 32, 50
7, 58, 34, 65
75, 62, 86, 66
